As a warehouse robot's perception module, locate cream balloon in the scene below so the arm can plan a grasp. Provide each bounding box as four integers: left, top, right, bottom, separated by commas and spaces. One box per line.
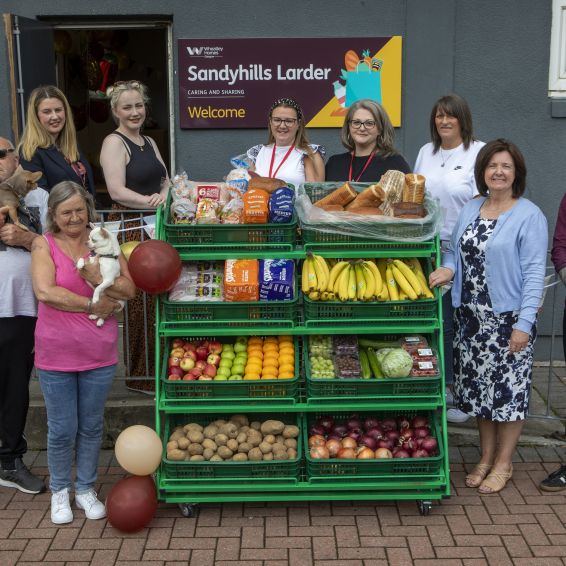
115, 425, 162, 476
120, 240, 141, 261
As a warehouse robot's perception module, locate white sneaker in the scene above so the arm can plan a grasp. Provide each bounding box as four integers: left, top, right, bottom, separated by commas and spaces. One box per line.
75, 489, 106, 520
51, 488, 73, 524
445, 388, 455, 406
447, 408, 470, 423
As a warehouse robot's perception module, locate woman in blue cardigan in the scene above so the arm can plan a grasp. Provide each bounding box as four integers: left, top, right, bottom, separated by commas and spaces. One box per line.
429, 139, 547, 494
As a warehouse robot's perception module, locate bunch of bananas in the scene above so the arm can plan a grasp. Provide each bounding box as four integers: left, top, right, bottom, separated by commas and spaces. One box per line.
302, 255, 434, 303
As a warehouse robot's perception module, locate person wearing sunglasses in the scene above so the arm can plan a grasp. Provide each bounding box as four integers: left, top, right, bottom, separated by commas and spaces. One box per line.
18, 86, 96, 200
246, 97, 325, 186
0, 136, 48, 496
325, 99, 410, 183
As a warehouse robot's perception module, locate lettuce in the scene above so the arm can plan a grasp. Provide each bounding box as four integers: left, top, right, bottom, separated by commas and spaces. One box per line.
381, 349, 413, 378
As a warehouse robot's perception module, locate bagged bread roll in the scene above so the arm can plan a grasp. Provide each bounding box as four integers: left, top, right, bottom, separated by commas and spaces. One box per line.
247, 176, 287, 194
403, 174, 426, 204
378, 170, 406, 216
345, 183, 385, 210
314, 182, 357, 208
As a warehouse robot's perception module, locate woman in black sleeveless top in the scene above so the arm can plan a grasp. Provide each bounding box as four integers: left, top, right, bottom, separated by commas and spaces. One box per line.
100, 80, 170, 389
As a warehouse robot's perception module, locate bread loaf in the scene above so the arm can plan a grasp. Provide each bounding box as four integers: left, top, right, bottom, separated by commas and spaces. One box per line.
403, 174, 426, 204
313, 182, 357, 207
378, 170, 406, 216
247, 176, 287, 194
345, 183, 384, 210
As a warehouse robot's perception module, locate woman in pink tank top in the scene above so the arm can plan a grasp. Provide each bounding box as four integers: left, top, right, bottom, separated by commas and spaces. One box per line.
31, 181, 136, 525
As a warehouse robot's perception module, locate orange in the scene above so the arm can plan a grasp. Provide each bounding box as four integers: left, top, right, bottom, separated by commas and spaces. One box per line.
278, 335, 293, 343
262, 364, 279, 376
244, 372, 261, 380
263, 344, 279, 354
279, 363, 294, 374
279, 348, 294, 357
278, 354, 294, 366
245, 363, 263, 375
279, 372, 294, 379
247, 350, 264, 360
246, 356, 263, 368
264, 336, 278, 344
248, 337, 263, 346
261, 374, 277, 380
263, 355, 279, 367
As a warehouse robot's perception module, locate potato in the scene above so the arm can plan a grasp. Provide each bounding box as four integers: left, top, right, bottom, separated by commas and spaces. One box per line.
169, 430, 185, 442
210, 454, 223, 461
220, 422, 238, 439
272, 442, 286, 453
166, 440, 179, 451
236, 432, 248, 444
273, 450, 289, 460
203, 425, 219, 439
259, 441, 272, 454
238, 442, 251, 454
202, 439, 217, 451
230, 414, 249, 427
248, 447, 263, 461
282, 425, 299, 439
246, 430, 262, 447
189, 455, 205, 461
239, 426, 250, 434
264, 434, 276, 444
183, 423, 203, 432
250, 421, 261, 431
227, 438, 238, 452
214, 433, 228, 446
284, 438, 297, 449
217, 446, 234, 459
287, 448, 297, 459
276, 435, 285, 444
187, 430, 204, 444
188, 443, 204, 456
260, 420, 285, 436
212, 419, 226, 427
203, 448, 215, 460
177, 437, 190, 450
167, 449, 186, 461
263, 452, 274, 461
233, 453, 248, 462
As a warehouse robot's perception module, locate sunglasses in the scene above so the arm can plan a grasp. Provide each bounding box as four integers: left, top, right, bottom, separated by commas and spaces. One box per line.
0, 148, 15, 159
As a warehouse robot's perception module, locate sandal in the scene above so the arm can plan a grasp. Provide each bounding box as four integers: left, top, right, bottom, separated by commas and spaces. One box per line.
478, 466, 513, 494
465, 463, 492, 488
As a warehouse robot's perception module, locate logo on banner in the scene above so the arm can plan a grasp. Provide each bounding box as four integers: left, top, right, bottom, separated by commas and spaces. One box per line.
186, 46, 224, 59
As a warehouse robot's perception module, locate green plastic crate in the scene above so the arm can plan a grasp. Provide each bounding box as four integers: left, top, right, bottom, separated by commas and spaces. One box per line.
163, 191, 297, 250
304, 335, 441, 401
160, 336, 300, 402
300, 182, 437, 247
303, 410, 443, 480
162, 412, 302, 480
163, 266, 298, 327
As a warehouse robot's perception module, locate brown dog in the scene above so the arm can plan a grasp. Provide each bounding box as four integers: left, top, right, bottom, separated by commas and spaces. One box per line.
0, 167, 43, 231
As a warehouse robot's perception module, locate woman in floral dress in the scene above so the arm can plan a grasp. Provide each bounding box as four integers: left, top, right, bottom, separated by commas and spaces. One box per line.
429, 139, 547, 494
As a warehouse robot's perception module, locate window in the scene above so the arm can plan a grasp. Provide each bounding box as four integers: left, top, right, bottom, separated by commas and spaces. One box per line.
549, 0, 566, 97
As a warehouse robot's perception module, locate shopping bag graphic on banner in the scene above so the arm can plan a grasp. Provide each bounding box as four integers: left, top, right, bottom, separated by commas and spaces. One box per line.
345, 70, 382, 107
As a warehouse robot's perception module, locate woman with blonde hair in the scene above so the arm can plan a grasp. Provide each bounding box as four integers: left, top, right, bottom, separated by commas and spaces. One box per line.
325, 99, 410, 182
19, 86, 95, 198
246, 97, 325, 185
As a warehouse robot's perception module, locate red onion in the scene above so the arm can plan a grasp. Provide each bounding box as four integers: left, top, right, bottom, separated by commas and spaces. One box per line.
385, 430, 400, 443
325, 439, 341, 457
374, 448, 393, 459
377, 439, 393, 450
414, 427, 430, 439
333, 424, 348, 437
397, 416, 411, 430
318, 416, 335, 432
412, 449, 429, 458
412, 416, 429, 429
359, 435, 378, 450
310, 445, 330, 459
365, 426, 384, 440
308, 435, 326, 448
341, 437, 357, 449
381, 418, 397, 431
327, 432, 343, 441
347, 417, 362, 430
357, 447, 375, 459
309, 424, 325, 437
363, 417, 380, 430
401, 438, 415, 451
421, 436, 438, 454
337, 447, 356, 459
347, 429, 362, 442
400, 428, 414, 441
393, 449, 411, 458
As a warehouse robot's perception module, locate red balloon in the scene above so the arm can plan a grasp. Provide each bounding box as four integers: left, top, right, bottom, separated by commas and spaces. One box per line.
128, 240, 182, 294
106, 475, 158, 533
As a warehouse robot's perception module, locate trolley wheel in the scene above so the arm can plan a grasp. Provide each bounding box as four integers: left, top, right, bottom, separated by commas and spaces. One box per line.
417, 500, 432, 516
178, 503, 198, 518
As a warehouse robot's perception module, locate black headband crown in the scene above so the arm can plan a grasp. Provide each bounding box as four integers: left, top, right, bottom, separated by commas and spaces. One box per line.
270, 97, 303, 120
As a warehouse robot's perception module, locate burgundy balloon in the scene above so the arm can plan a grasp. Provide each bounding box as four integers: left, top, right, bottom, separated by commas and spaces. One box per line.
106, 475, 158, 533
128, 240, 182, 294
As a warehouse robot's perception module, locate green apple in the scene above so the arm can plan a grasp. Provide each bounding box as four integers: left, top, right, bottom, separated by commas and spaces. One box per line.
219, 359, 233, 369
235, 336, 248, 345
234, 353, 247, 362
221, 350, 235, 360
223, 343, 234, 351
229, 374, 243, 380
216, 367, 231, 378
214, 374, 228, 381
231, 363, 245, 375
234, 342, 247, 353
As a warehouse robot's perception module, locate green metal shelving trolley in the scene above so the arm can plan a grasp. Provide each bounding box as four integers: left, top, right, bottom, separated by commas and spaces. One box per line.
154, 198, 450, 518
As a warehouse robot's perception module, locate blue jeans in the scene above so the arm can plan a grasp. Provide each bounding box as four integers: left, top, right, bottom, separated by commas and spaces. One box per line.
442, 289, 454, 386
38, 365, 116, 493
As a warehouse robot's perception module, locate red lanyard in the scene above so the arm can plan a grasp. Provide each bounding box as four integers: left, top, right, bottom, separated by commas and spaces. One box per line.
269, 144, 295, 178
348, 150, 376, 182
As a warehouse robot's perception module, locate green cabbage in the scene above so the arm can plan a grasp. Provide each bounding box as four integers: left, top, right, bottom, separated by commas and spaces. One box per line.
381, 349, 413, 378
375, 348, 397, 366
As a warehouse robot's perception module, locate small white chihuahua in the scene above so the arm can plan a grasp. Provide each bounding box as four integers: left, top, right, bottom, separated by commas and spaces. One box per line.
77, 224, 125, 327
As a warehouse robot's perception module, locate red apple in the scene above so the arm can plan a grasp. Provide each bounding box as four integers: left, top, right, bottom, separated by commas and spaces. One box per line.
195, 360, 207, 371
199, 340, 210, 350
183, 350, 197, 362
207, 353, 221, 367
168, 374, 181, 381
195, 346, 208, 361
179, 357, 196, 372
208, 341, 223, 354
170, 347, 185, 358
168, 356, 182, 367
171, 338, 185, 349
182, 373, 197, 380
168, 366, 184, 378
199, 375, 213, 381
189, 367, 202, 378
203, 363, 217, 377
183, 342, 197, 353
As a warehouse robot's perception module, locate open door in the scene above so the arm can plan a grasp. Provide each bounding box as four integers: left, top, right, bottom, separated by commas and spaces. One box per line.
3, 14, 56, 142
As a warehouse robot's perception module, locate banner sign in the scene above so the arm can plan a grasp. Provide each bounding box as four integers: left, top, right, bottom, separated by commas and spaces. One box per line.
178, 37, 402, 129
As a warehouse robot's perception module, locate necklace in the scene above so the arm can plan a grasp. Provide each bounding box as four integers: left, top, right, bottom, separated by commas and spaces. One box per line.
439, 148, 454, 168
118, 130, 145, 151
